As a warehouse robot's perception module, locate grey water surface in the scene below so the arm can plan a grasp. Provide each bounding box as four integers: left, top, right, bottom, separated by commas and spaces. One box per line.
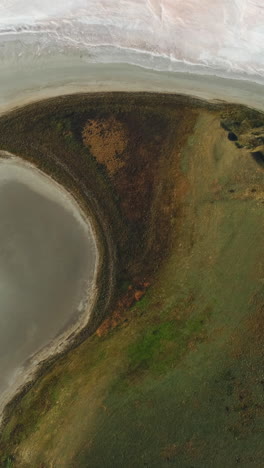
0, 158, 97, 399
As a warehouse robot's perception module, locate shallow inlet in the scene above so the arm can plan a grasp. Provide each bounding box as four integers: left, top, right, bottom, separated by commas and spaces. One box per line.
0, 156, 98, 408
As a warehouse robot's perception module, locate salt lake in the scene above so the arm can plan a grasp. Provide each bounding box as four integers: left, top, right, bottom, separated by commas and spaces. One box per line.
0, 156, 98, 410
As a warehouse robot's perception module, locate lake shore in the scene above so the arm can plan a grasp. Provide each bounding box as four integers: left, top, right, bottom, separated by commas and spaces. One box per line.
0, 153, 101, 425
2, 58, 264, 117
0, 148, 116, 429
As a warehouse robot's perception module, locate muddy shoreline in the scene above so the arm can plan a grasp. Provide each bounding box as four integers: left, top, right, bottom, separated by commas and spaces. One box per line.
0, 136, 117, 431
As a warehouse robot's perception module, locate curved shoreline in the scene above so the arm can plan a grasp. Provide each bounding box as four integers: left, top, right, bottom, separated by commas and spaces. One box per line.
1, 60, 264, 117
0, 147, 117, 429
0, 152, 99, 423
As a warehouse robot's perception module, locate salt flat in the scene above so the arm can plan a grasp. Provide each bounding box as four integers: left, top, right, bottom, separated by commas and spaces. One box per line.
0, 0, 264, 80
1, 1, 264, 116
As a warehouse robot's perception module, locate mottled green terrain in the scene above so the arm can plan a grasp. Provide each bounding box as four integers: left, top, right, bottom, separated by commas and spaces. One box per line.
0, 94, 264, 467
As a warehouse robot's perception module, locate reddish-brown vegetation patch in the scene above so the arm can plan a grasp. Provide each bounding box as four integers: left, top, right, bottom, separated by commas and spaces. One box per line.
82, 117, 127, 175
96, 281, 150, 337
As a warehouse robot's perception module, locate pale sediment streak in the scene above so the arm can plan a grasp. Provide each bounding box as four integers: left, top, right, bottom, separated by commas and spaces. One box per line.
0, 1, 264, 115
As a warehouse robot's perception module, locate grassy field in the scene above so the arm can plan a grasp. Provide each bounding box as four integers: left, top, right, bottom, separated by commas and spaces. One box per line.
0, 94, 264, 467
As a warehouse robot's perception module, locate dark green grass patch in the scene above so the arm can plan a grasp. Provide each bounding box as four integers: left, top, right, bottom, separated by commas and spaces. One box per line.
126, 310, 210, 379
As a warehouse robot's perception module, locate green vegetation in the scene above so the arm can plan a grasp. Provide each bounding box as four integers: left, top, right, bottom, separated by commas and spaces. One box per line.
126, 310, 210, 378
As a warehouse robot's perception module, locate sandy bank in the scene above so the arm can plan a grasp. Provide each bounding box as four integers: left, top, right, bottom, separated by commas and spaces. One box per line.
1, 58, 264, 117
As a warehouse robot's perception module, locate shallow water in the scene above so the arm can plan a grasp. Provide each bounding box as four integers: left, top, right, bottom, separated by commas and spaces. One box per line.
0, 157, 97, 399
1, 0, 264, 80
